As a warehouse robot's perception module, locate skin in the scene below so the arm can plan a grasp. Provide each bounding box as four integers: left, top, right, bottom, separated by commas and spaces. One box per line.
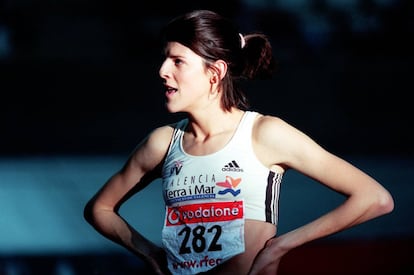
84, 41, 394, 275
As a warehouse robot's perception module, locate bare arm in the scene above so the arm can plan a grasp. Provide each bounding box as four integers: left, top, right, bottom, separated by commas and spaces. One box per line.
83, 125, 174, 274
249, 115, 394, 274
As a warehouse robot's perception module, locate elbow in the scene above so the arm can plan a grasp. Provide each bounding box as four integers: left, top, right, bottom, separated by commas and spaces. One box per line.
83, 198, 97, 226
83, 197, 118, 229
381, 191, 394, 215
373, 188, 394, 217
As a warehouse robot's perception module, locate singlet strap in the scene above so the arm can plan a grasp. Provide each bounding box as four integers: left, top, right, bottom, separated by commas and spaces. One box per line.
230, 111, 258, 147
166, 119, 188, 157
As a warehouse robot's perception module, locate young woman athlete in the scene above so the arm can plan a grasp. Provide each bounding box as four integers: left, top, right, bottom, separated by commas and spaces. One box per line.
84, 9, 394, 275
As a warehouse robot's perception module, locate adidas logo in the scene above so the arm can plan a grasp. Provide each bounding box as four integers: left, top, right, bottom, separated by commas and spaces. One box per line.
222, 160, 244, 172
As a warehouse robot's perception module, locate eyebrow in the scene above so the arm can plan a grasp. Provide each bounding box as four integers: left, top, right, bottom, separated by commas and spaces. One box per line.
168, 54, 184, 59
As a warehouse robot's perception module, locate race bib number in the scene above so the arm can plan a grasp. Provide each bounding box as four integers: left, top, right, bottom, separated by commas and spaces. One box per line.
162, 201, 245, 274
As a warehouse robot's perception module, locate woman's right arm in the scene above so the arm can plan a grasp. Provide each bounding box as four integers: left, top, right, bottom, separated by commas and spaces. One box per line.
83, 125, 174, 274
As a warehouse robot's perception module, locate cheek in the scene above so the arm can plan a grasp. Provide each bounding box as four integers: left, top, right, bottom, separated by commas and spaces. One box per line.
182, 71, 209, 86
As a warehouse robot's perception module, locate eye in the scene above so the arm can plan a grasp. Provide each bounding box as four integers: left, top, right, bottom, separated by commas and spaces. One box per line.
174, 58, 183, 65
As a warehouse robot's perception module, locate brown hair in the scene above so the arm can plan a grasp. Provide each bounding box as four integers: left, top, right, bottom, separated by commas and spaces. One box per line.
161, 10, 276, 111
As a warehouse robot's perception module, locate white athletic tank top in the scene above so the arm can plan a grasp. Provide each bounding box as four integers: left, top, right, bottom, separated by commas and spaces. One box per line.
161, 111, 283, 274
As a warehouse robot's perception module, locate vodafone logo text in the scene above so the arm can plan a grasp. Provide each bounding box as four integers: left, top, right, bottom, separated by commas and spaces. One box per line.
166, 201, 244, 226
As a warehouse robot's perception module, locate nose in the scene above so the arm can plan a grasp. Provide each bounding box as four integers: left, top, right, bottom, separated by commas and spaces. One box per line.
159, 59, 169, 79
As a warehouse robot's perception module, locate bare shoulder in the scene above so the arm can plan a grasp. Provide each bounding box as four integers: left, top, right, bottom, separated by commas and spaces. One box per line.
250, 114, 290, 170
128, 121, 180, 172
251, 113, 324, 170
145, 123, 176, 149
252, 114, 299, 145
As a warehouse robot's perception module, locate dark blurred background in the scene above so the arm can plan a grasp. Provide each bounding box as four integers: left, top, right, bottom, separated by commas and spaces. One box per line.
1, 0, 413, 274
1, 0, 413, 156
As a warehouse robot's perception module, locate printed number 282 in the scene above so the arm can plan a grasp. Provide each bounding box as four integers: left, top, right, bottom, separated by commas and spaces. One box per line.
178, 225, 222, 254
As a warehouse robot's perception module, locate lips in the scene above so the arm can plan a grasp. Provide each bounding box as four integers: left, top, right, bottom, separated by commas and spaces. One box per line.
166, 87, 177, 94
164, 84, 178, 96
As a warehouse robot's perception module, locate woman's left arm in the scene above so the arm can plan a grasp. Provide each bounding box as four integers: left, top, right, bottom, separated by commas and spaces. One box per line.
249, 115, 394, 274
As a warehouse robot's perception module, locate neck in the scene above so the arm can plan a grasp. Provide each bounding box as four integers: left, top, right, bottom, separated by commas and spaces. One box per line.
186, 108, 244, 140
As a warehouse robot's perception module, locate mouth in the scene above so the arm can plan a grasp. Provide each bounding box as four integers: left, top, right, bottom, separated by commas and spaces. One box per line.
165, 85, 178, 95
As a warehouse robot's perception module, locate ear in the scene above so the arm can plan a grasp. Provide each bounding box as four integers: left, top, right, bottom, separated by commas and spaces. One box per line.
209, 60, 227, 83
214, 59, 227, 80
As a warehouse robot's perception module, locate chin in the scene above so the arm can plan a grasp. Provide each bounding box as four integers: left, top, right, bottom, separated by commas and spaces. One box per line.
165, 104, 180, 114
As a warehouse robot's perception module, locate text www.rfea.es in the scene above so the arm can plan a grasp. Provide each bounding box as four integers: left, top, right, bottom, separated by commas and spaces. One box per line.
172, 255, 222, 270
